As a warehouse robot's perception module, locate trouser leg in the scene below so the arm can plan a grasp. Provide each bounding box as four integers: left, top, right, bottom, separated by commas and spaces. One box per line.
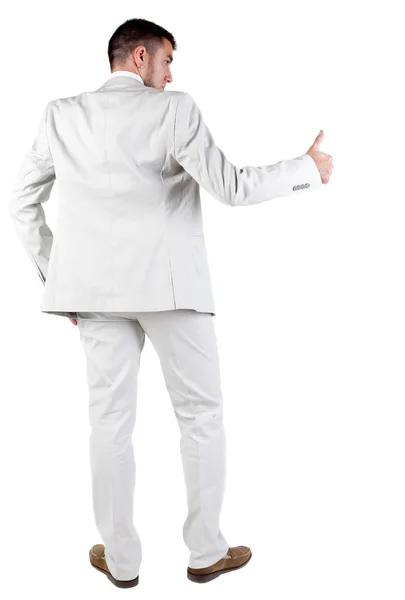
137, 309, 229, 569
77, 313, 145, 580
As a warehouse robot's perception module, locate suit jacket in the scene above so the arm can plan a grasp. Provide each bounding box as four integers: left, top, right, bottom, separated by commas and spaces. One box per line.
8, 73, 323, 319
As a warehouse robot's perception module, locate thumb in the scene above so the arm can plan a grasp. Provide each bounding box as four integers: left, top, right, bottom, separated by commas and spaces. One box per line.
309, 129, 324, 151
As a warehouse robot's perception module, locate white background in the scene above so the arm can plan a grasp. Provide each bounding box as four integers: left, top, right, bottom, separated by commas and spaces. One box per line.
1, 0, 404, 598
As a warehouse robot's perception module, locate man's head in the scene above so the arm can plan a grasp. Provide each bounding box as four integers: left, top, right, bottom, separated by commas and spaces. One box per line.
108, 18, 177, 90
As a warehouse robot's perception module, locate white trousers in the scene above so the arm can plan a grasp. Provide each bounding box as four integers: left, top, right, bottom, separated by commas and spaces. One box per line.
76, 309, 229, 580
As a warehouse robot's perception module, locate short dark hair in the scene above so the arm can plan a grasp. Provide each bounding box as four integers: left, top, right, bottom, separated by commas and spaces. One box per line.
108, 18, 177, 70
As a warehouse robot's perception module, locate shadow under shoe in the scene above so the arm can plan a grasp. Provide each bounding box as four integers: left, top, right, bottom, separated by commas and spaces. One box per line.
89, 543, 139, 588
187, 545, 252, 583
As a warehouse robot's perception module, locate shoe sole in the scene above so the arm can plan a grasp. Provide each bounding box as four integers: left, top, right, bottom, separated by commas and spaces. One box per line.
89, 551, 139, 588
187, 551, 252, 583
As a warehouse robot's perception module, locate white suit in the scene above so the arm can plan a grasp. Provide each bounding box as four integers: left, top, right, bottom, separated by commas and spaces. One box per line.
9, 71, 322, 319
9, 70, 323, 581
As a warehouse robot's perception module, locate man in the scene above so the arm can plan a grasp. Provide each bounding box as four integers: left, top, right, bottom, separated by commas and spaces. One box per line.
8, 17, 334, 588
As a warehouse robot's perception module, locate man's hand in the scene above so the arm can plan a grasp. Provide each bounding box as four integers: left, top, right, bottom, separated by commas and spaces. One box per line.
69, 318, 78, 326
306, 130, 334, 184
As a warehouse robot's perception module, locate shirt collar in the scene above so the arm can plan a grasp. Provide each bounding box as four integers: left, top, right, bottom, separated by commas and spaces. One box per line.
108, 70, 144, 85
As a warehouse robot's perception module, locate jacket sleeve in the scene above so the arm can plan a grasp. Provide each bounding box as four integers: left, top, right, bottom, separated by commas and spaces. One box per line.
8, 102, 55, 284
171, 92, 323, 207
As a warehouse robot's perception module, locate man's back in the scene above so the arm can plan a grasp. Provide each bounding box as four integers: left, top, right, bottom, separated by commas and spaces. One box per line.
9, 74, 322, 320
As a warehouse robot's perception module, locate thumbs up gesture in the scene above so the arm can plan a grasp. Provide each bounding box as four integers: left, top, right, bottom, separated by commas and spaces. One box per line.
306, 130, 334, 184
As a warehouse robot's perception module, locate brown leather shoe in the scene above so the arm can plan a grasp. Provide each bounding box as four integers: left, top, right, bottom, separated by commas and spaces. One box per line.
89, 544, 139, 588
187, 546, 252, 583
